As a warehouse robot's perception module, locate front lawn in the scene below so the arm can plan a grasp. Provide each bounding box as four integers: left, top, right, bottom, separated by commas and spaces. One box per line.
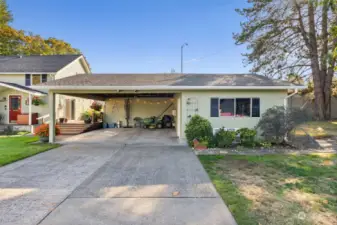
199, 154, 337, 225
0, 136, 60, 166
293, 120, 337, 139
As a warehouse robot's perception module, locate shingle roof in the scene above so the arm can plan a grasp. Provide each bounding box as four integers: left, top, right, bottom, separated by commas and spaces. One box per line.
40, 73, 300, 87
0, 81, 46, 96
0, 55, 82, 73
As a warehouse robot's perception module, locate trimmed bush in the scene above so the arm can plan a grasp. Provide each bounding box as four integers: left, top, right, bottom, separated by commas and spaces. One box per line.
185, 115, 213, 147
256, 106, 311, 143
236, 128, 257, 147
215, 128, 236, 148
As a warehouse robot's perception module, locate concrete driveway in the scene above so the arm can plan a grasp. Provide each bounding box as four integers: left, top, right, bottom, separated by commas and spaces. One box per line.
0, 129, 237, 225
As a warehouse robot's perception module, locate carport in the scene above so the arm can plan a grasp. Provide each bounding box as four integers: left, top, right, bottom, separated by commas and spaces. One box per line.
46, 89, 182, 143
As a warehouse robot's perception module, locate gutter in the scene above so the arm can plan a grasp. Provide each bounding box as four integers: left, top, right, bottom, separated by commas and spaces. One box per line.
34, 85, 307, 91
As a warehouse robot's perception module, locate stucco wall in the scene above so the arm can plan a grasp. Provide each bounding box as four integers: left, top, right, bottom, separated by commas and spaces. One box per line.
180, 90, 287, 138
104, 98, 176, 127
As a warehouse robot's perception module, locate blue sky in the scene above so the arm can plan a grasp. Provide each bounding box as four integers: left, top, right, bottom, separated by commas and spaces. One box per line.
8, 0, 250, 73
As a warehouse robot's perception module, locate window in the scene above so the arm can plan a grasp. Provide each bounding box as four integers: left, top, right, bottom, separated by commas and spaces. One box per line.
210, 97, 261, 118
236, 98, 250, 117
220, 99, 234, 116
252, 98, 260, 117
210, 98, 219, 117
32, 75, 41, 85
25, 74, 31, 86
42, 74, 47, 83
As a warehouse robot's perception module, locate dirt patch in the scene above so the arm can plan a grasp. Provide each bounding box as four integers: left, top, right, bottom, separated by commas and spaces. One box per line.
208, 156, 337, 225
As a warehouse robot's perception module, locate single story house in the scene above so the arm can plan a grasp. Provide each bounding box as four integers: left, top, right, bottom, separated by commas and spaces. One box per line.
36, 73, 305, 143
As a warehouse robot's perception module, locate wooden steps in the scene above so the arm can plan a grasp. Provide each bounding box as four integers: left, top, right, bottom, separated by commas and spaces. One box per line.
58, 122, 102, 135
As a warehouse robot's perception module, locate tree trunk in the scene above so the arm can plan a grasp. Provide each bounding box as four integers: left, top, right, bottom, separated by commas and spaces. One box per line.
308, 2, 325, 120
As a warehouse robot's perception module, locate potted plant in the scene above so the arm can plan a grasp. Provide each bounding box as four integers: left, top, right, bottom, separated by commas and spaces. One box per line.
81, 111, 92, 124
32, 96, 45, 106
90, 101, 103, 111
35, 124, 60, 143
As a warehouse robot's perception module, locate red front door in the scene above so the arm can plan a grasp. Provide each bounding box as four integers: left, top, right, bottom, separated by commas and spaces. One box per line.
9, 95, 21, 123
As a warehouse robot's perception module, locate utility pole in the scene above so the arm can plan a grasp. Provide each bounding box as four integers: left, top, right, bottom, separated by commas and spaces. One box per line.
181, 43, 188, 74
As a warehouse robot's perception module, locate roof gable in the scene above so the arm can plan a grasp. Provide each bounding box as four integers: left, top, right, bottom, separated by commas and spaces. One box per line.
0, 55, 82, 73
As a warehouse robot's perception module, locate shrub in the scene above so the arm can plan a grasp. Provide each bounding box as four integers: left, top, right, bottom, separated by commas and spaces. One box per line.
236, 128, 257, 147
256, 140, 272, 148
185, 115, 213, 147
215, 128, 236, 148
199, 136, 217, 148
256, 106, 310, 143
35, 124, 60, 137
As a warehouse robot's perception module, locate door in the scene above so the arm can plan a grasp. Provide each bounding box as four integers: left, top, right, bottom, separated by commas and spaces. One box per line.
9, 95, 21, 123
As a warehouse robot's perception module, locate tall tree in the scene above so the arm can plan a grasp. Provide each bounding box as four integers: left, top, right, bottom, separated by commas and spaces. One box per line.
234, 0, 337, 120
0, 0, 12, 26
0, 0, 80, 55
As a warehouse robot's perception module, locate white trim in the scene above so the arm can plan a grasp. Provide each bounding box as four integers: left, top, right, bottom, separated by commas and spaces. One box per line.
214, 97, 261, 118
7, 94, 22, 124
34, 85, 307, 91
0, 83, 46, 96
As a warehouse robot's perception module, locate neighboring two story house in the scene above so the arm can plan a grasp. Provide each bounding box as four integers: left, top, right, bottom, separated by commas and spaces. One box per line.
0, 55, 92, 131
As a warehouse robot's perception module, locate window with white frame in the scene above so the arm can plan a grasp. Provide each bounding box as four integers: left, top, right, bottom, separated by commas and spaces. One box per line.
26, 74, 48, 86
210, 98, 260, 118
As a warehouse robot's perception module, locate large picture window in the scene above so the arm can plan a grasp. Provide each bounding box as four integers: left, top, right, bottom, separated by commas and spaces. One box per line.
220, 99, 234, 116
236, 98, 250, 117
210, 98, 260, 118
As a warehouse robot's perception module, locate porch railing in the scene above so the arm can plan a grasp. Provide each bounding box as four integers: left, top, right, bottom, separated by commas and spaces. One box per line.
37, 114, 50, 124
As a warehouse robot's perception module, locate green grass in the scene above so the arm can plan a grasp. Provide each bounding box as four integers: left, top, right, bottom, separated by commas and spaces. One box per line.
199, 154, 337, 225
0, 136, 60, 166
293, 120, 337, 138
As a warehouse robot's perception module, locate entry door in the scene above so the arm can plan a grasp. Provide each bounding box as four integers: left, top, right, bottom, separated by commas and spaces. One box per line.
9, 95, 21, 123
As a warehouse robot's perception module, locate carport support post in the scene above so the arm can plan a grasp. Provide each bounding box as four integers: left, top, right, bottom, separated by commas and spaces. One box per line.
28, 94, 32, 125
49, 91, 56, 143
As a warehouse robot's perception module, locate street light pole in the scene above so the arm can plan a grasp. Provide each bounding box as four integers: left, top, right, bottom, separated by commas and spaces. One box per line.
181, 43, 188, 74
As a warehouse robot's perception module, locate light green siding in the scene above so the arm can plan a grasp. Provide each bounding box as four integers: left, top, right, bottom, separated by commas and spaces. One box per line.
180, 90, 287, 138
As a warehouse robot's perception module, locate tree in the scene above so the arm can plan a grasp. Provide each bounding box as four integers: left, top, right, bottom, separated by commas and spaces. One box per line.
0, 0, 80, 55
234, 0, 337, 120
0, 0, 12, 26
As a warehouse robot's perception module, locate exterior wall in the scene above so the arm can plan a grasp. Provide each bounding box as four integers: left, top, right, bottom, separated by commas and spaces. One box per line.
104, 98, 176, 127
55, 94, 94, 121
180, 90, 287, 138
0, 89, 49, 124
53, 57, 91, 121
0, 74, 26, 86
0, 74, 54, 87
54, 58, 88, 79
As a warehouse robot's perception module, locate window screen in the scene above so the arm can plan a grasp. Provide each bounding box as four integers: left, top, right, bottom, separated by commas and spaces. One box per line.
220, 99, 234, 116
252, 98, 260, 117
25, 74, 31, 86
210, 98, 219, 117
236, 98, 251, 117
42, 74, 47, 83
